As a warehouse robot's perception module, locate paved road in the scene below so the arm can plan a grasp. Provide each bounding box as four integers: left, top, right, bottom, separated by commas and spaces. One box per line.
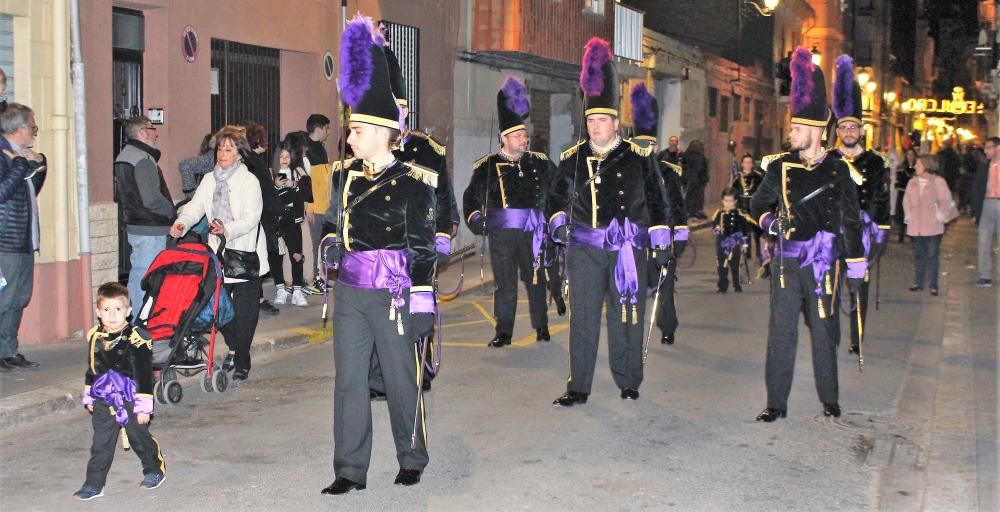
0, 222, 994, 511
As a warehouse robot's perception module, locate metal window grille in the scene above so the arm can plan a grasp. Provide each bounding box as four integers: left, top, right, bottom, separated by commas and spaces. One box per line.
381, 20, 420, 130
210, 39, 281, 156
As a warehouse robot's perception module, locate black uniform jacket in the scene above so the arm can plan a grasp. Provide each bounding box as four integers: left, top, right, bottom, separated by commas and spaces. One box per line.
547, 139, 670, 231
750, 150, 865, 261
394, 131, 454, 237
85, 324, 154, 398
658, 158, 687, 229
463, 150, 555, 225
731, 170, 764, 213
323, 158, 438, 289
712, 208, 755, 238
832, 148, 892, 228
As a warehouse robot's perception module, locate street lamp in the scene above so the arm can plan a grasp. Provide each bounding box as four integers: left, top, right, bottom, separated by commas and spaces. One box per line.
745, 0, 780, 16
810, 45, 821, 66
884, 91, 896, 104
865, 81, 877, 94
857, 71, 870, 87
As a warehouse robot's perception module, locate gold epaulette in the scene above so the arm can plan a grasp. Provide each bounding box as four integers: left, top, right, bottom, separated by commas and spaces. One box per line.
760, 152, 788, 172
740, 210, 758, 226
872, 149, 889, 168
843, 159, 864, 186
331, 158, 357, 172
661, 161, 683, 177
626, 139, 653, 157
711, 208, 721, 222
411, 131, 446, 156
527, 150, 550, 161
472, 153, 493, 170
560, 140, 586, 162
405, 161, 438, 188
128, 327, 152, 350
86, 325, 101, 344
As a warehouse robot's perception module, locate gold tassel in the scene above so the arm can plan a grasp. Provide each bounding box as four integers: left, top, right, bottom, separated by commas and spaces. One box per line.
120, 425, 131, 451
825, 273, 832, 295
780, 273, 785, 289
532, 265, 538, 285
621, 304, 627, 323
397, 314, 404, 336
631, 304, 638, 325
389, 302, 396, 321
817, 297, 826, 319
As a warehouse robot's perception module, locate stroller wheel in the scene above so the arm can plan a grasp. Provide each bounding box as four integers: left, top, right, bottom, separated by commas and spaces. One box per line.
164, 380, 183, 404
153, 380, 167, 405
201, 371, 214, 393
213, 368, 229, 393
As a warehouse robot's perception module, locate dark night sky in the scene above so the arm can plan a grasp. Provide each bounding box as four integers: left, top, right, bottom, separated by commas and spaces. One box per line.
924, 0, 980, 95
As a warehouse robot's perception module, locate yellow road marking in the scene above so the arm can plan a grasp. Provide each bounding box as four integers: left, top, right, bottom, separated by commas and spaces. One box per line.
511, 323, 569, 347
469, 301, 497, 328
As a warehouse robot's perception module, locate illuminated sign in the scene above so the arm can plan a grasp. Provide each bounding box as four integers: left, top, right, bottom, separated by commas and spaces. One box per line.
900, 87, 984, 115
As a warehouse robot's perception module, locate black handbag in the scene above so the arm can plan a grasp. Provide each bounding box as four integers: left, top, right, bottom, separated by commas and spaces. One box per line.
219, 225, 261, 280
295, 168, 314, 204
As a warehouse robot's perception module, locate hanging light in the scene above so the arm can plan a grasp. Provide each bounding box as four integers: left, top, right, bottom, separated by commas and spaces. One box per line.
884, 91, 897, 103
866, 81, 877, 93
810, 45, 822, 66
857, 71, 870, 86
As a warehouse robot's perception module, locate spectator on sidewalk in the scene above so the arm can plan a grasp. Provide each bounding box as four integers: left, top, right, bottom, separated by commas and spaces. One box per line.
0, 102, 44, 372
903, 154, 954, 296
305, 114, 330, 167
270, 141, 310, 306
936, 138, 961, 192
658, 135, 682, 165
683, 140, 709, 220
304, 115, 331, 295
971, 136, 1000, 288
178, 133, 214, 200
242, 121, 282, 316
114, 116, 176, 310
895, 147, 917, 243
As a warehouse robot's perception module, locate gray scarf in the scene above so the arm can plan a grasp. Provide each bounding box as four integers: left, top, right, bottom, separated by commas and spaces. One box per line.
212, 161, 241, 224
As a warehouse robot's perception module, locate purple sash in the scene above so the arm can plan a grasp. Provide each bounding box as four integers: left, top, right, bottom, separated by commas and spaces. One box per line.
488, 208, 546, 271
720, 232, 746, 257
860, 211, 882, 260
571, 219, 649, 308
89, 370, 137, 426
778, 231, 838, 296
339, 250, 412, 310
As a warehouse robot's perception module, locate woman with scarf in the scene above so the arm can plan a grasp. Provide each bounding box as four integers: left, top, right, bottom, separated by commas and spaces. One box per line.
169, 125, 268, 381
903, 154, 954, 296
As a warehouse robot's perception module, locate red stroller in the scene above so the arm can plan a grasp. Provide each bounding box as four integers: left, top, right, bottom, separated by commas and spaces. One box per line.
138, 240, 230, 405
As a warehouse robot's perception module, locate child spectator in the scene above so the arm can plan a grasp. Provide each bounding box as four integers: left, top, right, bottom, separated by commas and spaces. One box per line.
712, 188, 755, 293
271, 142, 310, 306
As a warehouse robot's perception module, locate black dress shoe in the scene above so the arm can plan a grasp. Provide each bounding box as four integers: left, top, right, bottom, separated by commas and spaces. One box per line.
369, 389, 387, 402
487, 334, 512, 348
321, 477, 365, 495
536, 327, 551, 342
822, 403, 841, 417
393, 469, 422, 486
259, 300, 280, 315
0, 358, 19, 373
553, 391, 588, 407
4, 353, 38, 369
620, 388, 639, 400
661, 334, 674, 345
848, 344, 859, 354
554, 296, 567, 316
734, 285, 743, 293
755, 408, 786, 422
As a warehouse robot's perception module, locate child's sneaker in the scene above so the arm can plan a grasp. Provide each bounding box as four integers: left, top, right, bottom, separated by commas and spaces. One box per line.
291, 287, 309, 307
73, 485, 104, 500
274, 286, 290, 305
140, 472, 166, 489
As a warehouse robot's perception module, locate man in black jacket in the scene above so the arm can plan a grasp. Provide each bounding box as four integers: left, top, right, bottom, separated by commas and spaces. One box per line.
114, 116, 176, 310
0, 103, 45, 371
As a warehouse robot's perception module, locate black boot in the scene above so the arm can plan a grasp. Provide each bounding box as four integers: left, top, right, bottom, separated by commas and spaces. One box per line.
536, 327, 551, 342
661, 334, 674, 345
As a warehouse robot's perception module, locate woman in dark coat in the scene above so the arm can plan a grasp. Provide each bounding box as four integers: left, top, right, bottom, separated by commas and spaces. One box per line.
683, 140, 709, 219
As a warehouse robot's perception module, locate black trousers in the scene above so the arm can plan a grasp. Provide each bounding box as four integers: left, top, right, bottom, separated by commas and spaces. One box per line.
221, 278, 261, 371
332, 283, 428, 484
566, 245, 648, 394
648, 258, 678, 337
765, 257, 839, 411
272, 222, 305, 287
489, 228, 548, 336
716, 243, 742, 292
84, 399, 165, 488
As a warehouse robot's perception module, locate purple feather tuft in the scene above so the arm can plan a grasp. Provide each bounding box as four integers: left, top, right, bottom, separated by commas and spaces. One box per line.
501, 76, 530, 117
630, 83, 657, 130
833, 54, 855, 119
339, 14, 375, 108
790, 47, 814, 114
580, 37, 612, 96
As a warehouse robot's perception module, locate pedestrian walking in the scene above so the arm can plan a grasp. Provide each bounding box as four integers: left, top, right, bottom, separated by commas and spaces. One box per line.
903, 155, 955, 296
971, 136, 1000, 288
895, 147, 917, 243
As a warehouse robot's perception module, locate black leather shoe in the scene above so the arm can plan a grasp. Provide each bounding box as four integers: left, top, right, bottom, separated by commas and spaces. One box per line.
734, 285, 743, 293
488, 334, 512, 348
822, 403, 841, 417
369, 389, 387, 402
661, 334, 674, 345
554, 296, 567, 316
553, 391, 588, 407
0, 358, 18, 373
620, 388, 639, 400
421, 378, 432, 392
536, 327, 551, 342
321, 477, 365, 495
393, 469, 422, 486
259, 300, 280, 315
755, 408, 786, 422
848, 344, 859, 354
4, 353, 38, 369
232, 368, 249, 381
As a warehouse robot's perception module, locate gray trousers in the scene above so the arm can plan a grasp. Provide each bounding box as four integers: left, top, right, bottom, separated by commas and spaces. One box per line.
332, 282, 428, 484
765, 257, 839, 411
0, 251, 33, 358
489, 228, 548, 336
566, 245, 648, 395
979, 198, 1000, 280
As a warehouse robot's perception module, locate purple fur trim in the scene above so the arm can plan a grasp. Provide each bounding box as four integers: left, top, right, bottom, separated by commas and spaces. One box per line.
501, 76, 530, 117
580, 37, 612, 96
339, 14, 375, 108
790, 47, 814, 114
630, 83, 657, 130
833, 54, 855, 120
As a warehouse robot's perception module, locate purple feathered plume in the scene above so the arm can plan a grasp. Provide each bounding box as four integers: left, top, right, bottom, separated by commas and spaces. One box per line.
630, 83, 657, 130
374, 22, 386, 48
790, 47, 815, 114
339, 14, 376, 108
833, 54, 855, 119
580, 37, 612, 96
501, 76, 530, 117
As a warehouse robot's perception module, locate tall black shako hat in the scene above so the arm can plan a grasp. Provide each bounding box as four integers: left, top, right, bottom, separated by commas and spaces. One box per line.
339, 14, 399, 130
384, 44, 407, 109
497, 76, 530, 137
790, 46, 830, 127
581, 37, 618, 118
630, 83, 658, 142
832, 54, 863, 127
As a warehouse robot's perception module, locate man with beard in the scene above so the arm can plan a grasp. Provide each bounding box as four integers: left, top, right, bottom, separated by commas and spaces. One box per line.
751, 47, 866, 422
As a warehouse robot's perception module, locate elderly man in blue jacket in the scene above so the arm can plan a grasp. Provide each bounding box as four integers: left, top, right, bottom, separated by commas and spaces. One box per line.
0, 103, 45, 372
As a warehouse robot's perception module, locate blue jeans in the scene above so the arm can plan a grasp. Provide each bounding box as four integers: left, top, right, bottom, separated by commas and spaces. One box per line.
912, 235, 941, 289
127, 233, 166, 309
